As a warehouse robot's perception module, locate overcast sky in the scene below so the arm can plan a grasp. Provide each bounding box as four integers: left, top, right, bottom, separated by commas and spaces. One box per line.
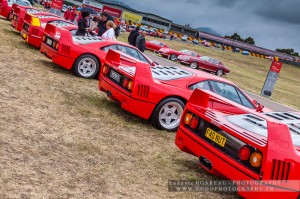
124, 0, 300, 53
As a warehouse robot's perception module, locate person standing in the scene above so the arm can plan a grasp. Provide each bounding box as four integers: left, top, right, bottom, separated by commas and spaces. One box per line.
102, 21, 116, 40
135, 31, 146, 52
75, 11, 90, 36
64, 7, 71, 20
69, 6, 77, 22
97, 13, 114, 36
128, 26, 140, 46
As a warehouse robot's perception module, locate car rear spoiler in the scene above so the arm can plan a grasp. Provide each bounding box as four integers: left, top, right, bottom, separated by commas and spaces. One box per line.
44, 23, 73, 43
105, 49, 155, 97
13, 6, 20, 14
24, 13, 32, 24
12, 3, 19, 10
187, 88, 250, 115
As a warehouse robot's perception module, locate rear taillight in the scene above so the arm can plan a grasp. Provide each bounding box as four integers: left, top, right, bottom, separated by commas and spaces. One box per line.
250, 152, 262, 167
42, 35, 46, 42
122, 78, 133, 91
52, 41, 59, 50
184, 113, 199, 129
238, 145, 251, 161
102, 65, 109, 75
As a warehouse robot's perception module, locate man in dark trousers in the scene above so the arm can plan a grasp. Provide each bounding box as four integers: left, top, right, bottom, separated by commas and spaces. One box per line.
97, 13, 114, 36
135, 31, 146, 52
128, 26, 140, 46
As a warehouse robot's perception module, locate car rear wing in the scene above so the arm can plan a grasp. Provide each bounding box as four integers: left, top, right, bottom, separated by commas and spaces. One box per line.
187, 88, 251, 115
13, 6, 20, 14
105, 49, 155, 99
44, 23, 74, 43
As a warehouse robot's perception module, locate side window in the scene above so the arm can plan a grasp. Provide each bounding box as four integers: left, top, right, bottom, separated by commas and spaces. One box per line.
137, 51, 150, 64
101, 45, 117, 52
159, 43, 164, 46
118, 46, 140, 60
210, 81, 242, 105
236, 89, 255, 108
189, 81, 210, 91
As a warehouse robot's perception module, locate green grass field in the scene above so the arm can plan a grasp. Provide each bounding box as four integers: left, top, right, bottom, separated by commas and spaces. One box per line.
118, 33, 300, 110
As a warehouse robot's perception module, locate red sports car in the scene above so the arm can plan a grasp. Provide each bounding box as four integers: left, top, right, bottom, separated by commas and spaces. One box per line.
159, 48, 200, 61
12, 5, 42, 32
145, 40, 170, 52
176, 88, 300, 198
40, 23, 156, 79
0, 0, 31, 19
99, 50, 264, 131
179, 55, 230, 76
21, 13, 69, 48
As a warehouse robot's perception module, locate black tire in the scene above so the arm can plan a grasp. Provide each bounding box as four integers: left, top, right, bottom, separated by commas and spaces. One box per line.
169, 54, 177, 61
152, 97, 185, 131
73, 54, 100, 78
216, 69, 223, 76
190, 62, 198, 69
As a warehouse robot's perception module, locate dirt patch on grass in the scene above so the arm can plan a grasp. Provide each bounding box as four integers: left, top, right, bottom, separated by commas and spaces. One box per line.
0, 18, 238, 198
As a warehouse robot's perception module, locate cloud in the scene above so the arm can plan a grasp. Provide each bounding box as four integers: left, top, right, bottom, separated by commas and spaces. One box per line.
121, 0, 300, 52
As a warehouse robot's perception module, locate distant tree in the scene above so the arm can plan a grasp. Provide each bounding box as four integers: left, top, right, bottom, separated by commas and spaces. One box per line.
225, 32, 244, 42
225, 33, 256, 45
244, 37, 255, 45
276, 48, 299, 56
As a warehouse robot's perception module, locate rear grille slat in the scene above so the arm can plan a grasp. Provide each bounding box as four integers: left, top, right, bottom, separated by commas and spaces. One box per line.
61, 44, 70, 54
137, 84, 149, 98
271, 159, 290, 181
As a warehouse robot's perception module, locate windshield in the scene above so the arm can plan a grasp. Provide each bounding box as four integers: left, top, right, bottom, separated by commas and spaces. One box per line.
15, 0, 31, 6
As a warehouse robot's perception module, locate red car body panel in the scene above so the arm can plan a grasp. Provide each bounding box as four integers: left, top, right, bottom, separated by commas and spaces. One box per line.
21, 13, 64, 48
0, 0, 11, 19
12, 6, 42, 32
159, 48, 200, 60
146, 40, 170, 52
99, 50, 259, 123
40, 24, 154, 73
176, 89, 300, 198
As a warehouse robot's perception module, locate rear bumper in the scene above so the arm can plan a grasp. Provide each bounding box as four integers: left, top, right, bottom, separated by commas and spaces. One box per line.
98, 76, 155, 120
21, 30, 41, 48
40, 43, 75, 70
176, 127, 300, 198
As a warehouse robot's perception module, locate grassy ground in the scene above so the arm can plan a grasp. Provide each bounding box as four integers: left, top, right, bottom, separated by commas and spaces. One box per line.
118, 33, 300, 110
0, 18, 239, 198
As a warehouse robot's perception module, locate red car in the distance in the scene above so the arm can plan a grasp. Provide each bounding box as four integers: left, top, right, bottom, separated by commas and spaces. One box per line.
159, 48, 201, 61
145, 40, 170, 52
21, 13, 69, 48
99, 49, 265, 131
12, 5, 42, 32
0, 0, 31, 19
40, 23, 156, 79
176, 88, 300, 199
178, 55, 230, 76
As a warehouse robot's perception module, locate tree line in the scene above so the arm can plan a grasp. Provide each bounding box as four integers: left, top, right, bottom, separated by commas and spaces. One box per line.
224, 33, 299, 57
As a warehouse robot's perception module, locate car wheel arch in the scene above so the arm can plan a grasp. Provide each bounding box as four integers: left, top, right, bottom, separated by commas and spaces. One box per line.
72, 53, 102, 78
150, 95, 187, 131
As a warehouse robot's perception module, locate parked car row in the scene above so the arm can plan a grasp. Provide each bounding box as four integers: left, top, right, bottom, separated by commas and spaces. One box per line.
146, 40, 230, 76
1, 8, 299, 199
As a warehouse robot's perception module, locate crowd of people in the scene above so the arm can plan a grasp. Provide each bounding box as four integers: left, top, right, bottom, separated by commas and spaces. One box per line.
67, 10, 145, 52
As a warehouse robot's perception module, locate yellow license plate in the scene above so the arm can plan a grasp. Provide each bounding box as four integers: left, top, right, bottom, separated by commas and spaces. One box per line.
22, 33, 27, 39
205, 128, 226, 147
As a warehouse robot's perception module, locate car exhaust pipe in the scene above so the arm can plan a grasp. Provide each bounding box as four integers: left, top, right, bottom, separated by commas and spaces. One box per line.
107, 90, 112, 98
199, 156, 212, 171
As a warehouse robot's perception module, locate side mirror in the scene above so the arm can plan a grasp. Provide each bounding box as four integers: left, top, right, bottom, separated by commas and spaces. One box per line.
253, 100, 258, 105
256, 103, 264, 112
